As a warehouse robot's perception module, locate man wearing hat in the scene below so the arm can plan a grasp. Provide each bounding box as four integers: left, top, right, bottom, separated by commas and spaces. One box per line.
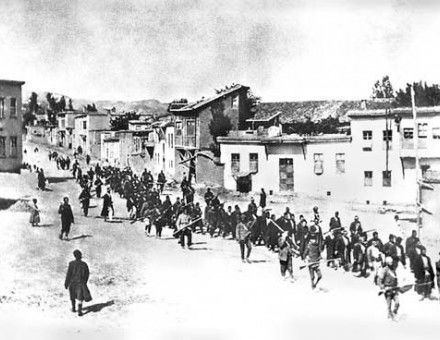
64, 250, 92, 316
378, 256, 400, 320
176, 206, 192, 248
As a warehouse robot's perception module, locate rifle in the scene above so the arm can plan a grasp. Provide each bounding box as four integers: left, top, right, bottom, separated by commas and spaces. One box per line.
378, 281, 433, 296
172, 217, 203, 236
323, 226, 344, 236
299, 258, 339, 270
269, 219, 285, 233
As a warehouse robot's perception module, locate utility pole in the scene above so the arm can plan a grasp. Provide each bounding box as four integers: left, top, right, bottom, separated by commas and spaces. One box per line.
411, 85, 421, 237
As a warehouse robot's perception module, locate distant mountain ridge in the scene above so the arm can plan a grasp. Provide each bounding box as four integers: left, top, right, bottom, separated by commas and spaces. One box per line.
23, 91, 169, 117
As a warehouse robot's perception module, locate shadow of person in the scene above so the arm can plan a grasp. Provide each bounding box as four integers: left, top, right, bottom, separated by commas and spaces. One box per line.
37, 224, 54, 228
67, 234, 93, 241
83, 300, 115, 315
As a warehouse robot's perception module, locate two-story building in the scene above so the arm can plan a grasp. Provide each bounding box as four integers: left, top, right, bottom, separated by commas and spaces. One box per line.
0, 79, 25, 173
73, 112, 110, 158
169, 84, 252, 185
347, 106, 440, 204
56, 110, 80, 149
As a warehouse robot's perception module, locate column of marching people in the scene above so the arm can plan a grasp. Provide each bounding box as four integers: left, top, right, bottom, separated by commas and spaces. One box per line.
30, 148, 440, 320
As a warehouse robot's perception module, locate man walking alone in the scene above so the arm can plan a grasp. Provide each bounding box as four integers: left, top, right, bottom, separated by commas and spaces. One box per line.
65, 249, 92, 316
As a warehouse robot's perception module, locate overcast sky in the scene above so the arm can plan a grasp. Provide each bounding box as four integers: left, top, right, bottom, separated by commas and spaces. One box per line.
1, 0, 439, 102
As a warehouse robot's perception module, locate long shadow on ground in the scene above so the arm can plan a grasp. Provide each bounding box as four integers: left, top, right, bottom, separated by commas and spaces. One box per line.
82, 300, 115, 316
67, 234, 93, 241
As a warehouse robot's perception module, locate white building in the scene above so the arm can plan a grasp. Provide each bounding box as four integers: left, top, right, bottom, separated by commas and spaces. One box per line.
219, 106, 440, 205
219, 131, 351, 197
347, 106, 440, 204
73, 112, 110, 157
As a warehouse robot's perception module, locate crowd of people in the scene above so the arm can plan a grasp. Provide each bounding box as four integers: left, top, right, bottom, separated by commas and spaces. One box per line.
30, 148, 440, 320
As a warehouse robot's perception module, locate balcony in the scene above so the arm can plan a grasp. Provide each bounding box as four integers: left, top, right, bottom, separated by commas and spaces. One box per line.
175, 135, 197, 148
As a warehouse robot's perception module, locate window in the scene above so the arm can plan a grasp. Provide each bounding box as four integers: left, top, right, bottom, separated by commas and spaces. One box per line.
10, 98, 17, 117
364, 171, 373, 186
170, 133, 174, 148
363, 130, 372, 140
10, 136, 17, 158
382, 171, 392, 187
231, 153, 240, 173
176, 122, 182, 135
403, 128, 413, 139
0, 98, 4, 119
383, 130, 392, 141
314, 153, 324, 175
249, 153, 258, 172
383, 129, 392, 149
0, 136, 5, 157
432, 127, 440, 139
418, 123, 428, 138
83, 121, 87, 130
335, 153, 345, 174
362, 130, 373, 151
187, 120, 195, 135
232, 95, 239, 108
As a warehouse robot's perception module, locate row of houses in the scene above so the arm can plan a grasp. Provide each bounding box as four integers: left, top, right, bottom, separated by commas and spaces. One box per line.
24, 84, 440, 208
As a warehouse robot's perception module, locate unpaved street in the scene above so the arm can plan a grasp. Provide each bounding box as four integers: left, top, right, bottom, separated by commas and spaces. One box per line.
0, 144, 439, 340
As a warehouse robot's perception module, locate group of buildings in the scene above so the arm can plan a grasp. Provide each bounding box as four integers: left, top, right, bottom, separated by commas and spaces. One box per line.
2, 80, 440, 221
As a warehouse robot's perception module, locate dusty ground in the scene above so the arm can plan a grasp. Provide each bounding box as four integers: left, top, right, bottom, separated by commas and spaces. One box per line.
0, 142, 439, 340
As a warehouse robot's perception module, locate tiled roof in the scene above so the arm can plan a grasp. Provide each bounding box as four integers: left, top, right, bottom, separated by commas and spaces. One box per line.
348, 106, 440, 118
253, 100, 392, 124
170, 84, 249, 114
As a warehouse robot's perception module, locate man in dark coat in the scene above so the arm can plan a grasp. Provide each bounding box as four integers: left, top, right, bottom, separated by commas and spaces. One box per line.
413, 246, 435, 299
58, 197, 74, 240
101, 188, 114, 219
405, 230, 420, 271
259, 188, 267, 208
157, 170, 166, 193
329, 211, 341, 231
65, 249, 91, 316
37, 169, 46, 190
79, 186, 91, 217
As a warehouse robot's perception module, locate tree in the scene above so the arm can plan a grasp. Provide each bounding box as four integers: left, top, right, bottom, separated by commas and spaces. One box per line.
209, 101, 232, 157
86, 103, 98, 112
110, 111, 140, 131
68, 98, 74, 110
372, 75, 394, 99
395, 81, 440, 107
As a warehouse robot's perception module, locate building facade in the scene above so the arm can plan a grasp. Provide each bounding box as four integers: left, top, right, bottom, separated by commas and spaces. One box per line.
0, 79, 25, 173
347, 106, 440, 204
73, 112, 110, 158
219, 132, 351, 197
170, 84, 251, 185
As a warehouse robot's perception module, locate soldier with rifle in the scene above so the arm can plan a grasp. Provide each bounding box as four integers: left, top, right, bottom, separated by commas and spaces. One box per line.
175, 207, 192, 248
378, 256, 400, 320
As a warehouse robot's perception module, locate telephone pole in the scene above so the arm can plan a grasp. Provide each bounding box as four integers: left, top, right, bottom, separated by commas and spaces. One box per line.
411, 85, 421, 237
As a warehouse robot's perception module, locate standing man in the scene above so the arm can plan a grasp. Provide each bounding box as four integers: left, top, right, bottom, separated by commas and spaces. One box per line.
79, 186, 91, 217
413, 246, 435, 300
236, 214, 252, 262
176, 207, 192, 249
259, 188, 267, 208
58, 197, 74, 240
405, 230, 420, 271
304, 230, 322, 289
64, 250, 92, 316
86, 154, 91, 166
101, 188, 114, 220
378, 257, 400, 320
157, 170, 166, 193
329, 211, 341, 231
